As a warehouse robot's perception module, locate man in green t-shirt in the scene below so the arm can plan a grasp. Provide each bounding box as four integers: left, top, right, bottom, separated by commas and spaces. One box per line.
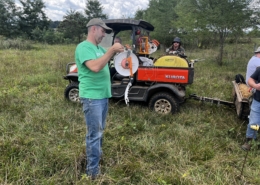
75, 18, 124, 179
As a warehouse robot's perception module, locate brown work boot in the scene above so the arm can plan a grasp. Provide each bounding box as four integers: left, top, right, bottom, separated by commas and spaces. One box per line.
241, 142, 251, 151
241, 138, 253, 151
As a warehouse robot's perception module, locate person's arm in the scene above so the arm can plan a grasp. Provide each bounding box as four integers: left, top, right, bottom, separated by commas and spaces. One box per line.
248, 67, 260, 90
166, 44, 173, 53
85, 43, 124, 72
176, 47, 185, 55
248, 78, 260, 90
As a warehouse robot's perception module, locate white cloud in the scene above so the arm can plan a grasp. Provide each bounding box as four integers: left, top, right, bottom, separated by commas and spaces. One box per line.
45, 9, 65, 21
16, 0, 149, 21
108, 0, 148, 19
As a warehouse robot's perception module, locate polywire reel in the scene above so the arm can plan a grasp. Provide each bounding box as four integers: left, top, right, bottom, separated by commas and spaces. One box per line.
114, 51, 139, 76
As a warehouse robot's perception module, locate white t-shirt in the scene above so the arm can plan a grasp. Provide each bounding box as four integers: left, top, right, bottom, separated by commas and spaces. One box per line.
246, 55, 260, 85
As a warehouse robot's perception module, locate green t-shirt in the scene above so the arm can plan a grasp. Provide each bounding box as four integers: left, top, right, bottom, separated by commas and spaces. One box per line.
75, 40, 111, 99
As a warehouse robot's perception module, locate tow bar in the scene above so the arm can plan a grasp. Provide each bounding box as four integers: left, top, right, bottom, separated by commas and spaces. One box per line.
189, 94, 234, 107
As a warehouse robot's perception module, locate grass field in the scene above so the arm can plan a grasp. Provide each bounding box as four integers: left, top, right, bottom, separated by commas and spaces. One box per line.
1, 42, 260, 185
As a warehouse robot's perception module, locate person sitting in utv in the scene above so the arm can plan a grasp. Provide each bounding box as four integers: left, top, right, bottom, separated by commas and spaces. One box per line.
166, 37, 185, 56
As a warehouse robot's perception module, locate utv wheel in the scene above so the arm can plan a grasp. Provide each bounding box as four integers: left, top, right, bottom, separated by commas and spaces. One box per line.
149, 93, 179, 114
64, 82, 79, 102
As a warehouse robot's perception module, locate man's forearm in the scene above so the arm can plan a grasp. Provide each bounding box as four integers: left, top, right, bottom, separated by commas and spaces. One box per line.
85, 49, 115, 72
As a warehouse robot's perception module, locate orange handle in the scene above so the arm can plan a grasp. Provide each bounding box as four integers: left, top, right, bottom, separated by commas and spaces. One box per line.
126, 57, 133, 77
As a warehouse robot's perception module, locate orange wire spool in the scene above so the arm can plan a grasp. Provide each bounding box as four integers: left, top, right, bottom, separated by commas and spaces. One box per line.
114, 51, 139, 77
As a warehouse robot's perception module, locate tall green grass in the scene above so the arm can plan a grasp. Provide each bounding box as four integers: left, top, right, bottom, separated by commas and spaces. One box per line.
1, 42, 260, 184
0, 36, 33, 50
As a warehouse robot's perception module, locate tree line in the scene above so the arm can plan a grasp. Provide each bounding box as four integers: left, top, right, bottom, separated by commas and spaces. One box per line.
0, 0, 107, 44
138, 0, 260, 65
1, 0, 260, 65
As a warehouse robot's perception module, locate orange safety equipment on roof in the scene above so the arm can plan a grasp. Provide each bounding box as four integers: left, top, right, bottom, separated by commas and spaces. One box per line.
151, 39, 160, 47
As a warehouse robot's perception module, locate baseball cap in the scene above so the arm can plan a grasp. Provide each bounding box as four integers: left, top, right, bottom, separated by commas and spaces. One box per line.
173, 37, 181, 43
86, 18, 112, 34
254, 46, 260, 53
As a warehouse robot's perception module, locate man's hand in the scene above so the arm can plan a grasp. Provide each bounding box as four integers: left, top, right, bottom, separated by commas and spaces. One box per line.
169, 50, 177, 54
254, 83, 260, 91
124, 44, 131, 50
248, 77, 260, 91
86, 43, 124, 72
111, 43, 124, 53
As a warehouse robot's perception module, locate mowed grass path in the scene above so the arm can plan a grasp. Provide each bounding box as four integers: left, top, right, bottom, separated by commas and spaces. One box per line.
1, 43, 260, 184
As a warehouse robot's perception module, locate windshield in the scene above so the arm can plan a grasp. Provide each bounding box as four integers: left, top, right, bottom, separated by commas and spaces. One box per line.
99, 32, 114, 49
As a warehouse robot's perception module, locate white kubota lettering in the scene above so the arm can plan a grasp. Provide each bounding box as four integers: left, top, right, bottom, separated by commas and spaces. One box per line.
165, 75, 185, 80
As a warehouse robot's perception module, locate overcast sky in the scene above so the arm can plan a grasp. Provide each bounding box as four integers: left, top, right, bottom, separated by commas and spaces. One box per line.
16, 0, 149, 21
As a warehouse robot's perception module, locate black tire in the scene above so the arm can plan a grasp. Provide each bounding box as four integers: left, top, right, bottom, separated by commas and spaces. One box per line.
149, 92, 179, 114
64, 82, 79, 102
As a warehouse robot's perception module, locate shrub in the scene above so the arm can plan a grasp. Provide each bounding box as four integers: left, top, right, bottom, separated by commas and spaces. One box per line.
0, 36, 32, 50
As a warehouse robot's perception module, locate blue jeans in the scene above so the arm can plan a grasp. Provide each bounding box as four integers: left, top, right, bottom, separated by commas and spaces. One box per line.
246, 99, 260, 139
80, 98, 108, 176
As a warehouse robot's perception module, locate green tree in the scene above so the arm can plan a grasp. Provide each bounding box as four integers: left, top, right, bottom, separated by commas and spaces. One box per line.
248, 27, 260, 37
18, 0, 50, 39
85, 0, 108, 22
31, 26, 44, 41
49, 21, 61, 29
142, 0, 179, 48
42, 29, 58, 44
58, 10, 87, 43
135, 9, 145, 20
176, 0, 259, 65
0, 0, 19, 37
